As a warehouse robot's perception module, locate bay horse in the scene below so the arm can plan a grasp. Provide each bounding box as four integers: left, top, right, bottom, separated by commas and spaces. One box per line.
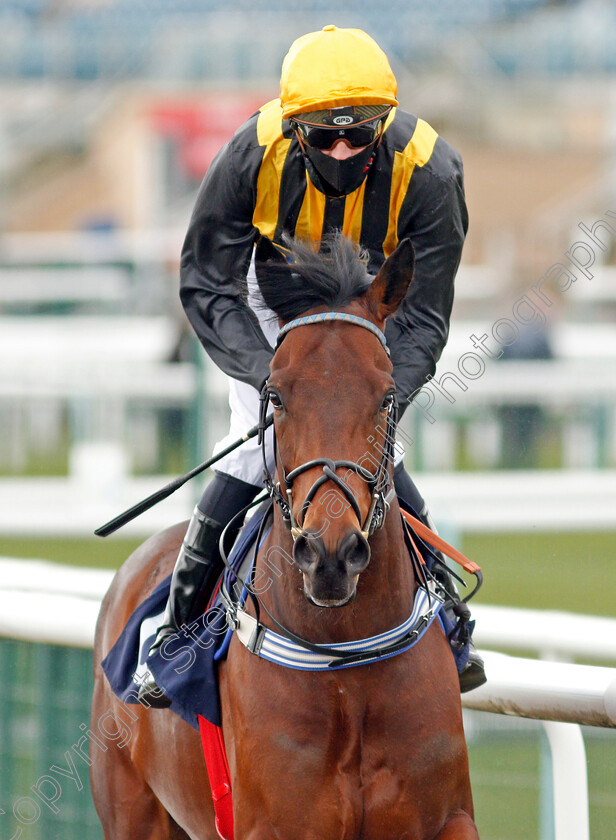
90, 233, 479, 839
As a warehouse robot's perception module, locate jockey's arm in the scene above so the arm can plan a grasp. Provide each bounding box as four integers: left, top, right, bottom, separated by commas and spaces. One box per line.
180, 133, 273, 393
385, 139, 468, 415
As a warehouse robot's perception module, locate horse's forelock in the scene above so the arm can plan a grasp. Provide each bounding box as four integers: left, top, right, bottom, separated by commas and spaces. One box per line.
256, 233, 373, 323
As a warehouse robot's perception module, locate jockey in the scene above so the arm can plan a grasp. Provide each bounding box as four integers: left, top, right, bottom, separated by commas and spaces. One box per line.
139, 25, 485, 707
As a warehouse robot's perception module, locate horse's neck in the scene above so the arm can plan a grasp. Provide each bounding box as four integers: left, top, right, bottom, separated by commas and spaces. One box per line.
258, 507, 416, 644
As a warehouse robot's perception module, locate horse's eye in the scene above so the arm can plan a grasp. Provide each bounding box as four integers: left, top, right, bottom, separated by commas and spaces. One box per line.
380, 393, 395, 413
268, 390, 284, 411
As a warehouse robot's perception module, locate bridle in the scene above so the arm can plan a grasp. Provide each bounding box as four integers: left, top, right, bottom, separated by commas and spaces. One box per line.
216, 310, 456, 670
259, 311, 399, 541
220, 310, 444, 669
219, 315, 475, 672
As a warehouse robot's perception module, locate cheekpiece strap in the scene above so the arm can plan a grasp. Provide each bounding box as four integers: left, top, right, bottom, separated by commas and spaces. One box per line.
277, 312, 390, 356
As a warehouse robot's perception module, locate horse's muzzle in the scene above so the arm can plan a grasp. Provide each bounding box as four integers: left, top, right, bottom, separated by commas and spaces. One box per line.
293, 529, 371, 607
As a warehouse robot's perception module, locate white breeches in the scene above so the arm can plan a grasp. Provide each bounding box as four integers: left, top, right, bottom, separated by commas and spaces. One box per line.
212, 258, 277, 486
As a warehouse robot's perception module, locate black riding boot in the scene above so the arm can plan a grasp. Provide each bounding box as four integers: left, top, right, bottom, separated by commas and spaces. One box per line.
393, 463, 486, 693
137, 507, 225, 708
137, 471, 260, 709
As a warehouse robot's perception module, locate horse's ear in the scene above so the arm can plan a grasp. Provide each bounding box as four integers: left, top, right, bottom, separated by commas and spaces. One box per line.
365, 238, 415, 321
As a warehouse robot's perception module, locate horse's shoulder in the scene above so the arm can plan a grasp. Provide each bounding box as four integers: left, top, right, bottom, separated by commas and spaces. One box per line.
94, 520, 188, 656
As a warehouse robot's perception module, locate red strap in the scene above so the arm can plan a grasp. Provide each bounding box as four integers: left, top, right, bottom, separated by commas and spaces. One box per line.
198, 715, 234, 840
400, 509, 481, 575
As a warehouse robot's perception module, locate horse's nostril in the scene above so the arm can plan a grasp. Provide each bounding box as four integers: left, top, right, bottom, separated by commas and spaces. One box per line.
294, 529, 370, 607
293, 534, 324, 573
339, 530, 371, 573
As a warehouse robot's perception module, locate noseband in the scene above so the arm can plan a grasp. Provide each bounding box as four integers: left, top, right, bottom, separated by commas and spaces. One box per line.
259, 311, 399, 540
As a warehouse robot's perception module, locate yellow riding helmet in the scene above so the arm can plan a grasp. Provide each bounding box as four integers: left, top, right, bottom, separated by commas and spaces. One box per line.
280, 25, 398, 119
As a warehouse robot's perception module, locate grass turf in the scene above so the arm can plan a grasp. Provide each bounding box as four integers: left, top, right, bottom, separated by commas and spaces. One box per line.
461, 530, 616, 617
467, 728, 616, 840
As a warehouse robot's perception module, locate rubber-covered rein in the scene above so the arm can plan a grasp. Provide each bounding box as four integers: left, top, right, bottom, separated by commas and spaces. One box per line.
400, 509, 480, 574
400, 508, 483, 603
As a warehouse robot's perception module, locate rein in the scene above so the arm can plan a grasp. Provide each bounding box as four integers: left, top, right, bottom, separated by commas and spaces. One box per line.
218, 499, 480, 672
260, 311, 398, 540
219, 499, 444, 671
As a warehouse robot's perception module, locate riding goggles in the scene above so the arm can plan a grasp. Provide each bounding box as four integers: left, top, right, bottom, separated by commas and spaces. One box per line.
291, 108, 391, 150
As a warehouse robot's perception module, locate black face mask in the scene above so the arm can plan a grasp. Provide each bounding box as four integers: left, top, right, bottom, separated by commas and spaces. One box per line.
302, 142, 377, 197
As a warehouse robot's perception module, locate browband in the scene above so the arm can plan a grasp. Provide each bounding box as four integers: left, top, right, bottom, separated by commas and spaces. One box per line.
277, 311, 389, 356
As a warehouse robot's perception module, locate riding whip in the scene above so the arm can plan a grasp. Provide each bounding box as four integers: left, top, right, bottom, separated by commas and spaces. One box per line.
94, 414, 273, 537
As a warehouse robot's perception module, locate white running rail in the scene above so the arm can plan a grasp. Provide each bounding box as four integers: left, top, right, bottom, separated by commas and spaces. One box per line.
1, 558, 615, 840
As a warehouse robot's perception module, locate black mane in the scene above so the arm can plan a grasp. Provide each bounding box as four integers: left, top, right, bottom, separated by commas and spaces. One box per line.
255, 232, 373, 323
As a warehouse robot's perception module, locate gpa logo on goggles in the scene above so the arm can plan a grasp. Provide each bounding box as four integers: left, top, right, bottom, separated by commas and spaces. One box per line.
332, 115, 354, 125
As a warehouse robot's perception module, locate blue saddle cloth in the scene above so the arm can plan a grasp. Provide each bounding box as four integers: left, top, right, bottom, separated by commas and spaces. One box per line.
101, 509, 266, 729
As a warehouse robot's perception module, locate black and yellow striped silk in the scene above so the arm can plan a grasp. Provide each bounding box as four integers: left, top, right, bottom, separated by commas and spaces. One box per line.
180, 98, 467, 405
252, 99, 439, 262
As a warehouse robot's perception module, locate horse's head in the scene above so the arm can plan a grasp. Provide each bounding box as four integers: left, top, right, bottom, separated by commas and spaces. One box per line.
255, 233, 414, 607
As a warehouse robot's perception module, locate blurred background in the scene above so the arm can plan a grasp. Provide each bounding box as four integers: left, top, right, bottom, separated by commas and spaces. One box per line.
0, 1, 615, 838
